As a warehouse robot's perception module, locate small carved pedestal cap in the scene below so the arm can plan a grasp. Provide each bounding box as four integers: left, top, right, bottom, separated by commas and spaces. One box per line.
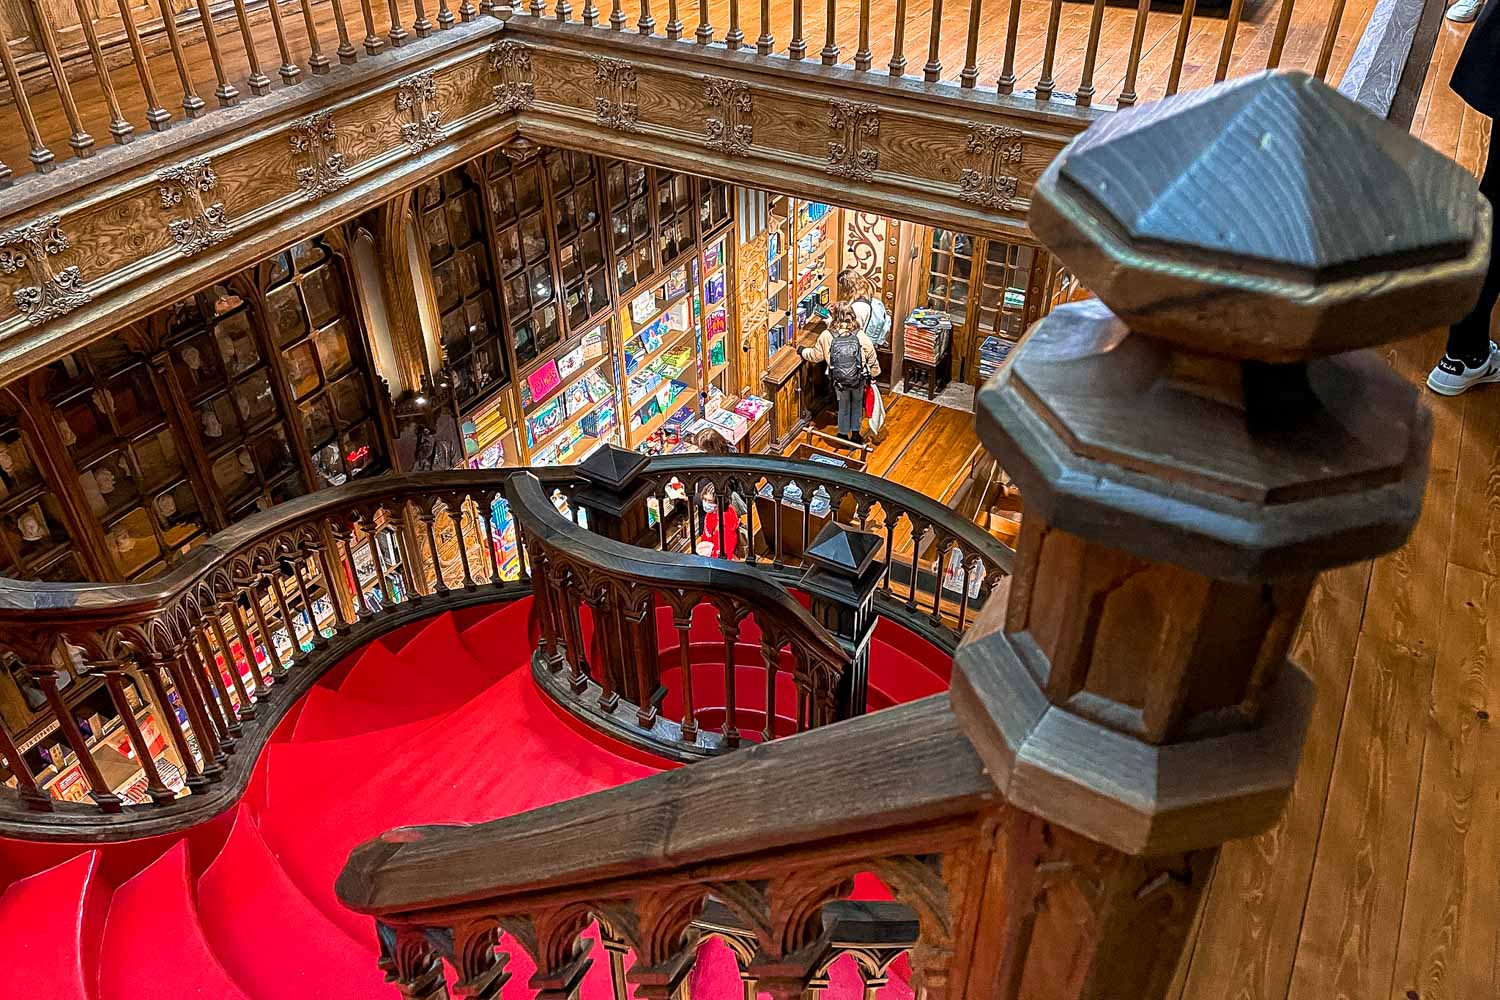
954, 71, 1488, 857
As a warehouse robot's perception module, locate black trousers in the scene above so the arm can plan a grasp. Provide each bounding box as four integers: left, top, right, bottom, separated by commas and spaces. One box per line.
1448, 125, 1500, 364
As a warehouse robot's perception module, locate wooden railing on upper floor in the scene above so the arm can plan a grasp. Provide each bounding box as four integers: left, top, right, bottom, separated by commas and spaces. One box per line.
0, 0, 1444, 190
0, 451, 1009, 838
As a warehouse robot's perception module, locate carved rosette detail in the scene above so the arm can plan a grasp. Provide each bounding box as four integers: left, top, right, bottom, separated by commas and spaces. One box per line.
397, 70, 445, 152
0, 215, 90, 326
157, 156, 230, 257
704, 78, 753, 156
288, 111, 349, 200
959, 124, 1025, 210
593, 57, 641, 132
827, 100, 880, 180
490, 41, 535, 113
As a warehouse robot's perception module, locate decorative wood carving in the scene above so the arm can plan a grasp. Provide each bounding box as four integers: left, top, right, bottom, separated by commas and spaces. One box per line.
490, 41, 536, 112
0, 215, 89, 326
397, 71, 445, 152
737, 229, 770, 374
826, 99, 880, 180
592, 56, 641, 132
704, 78, 753, 156
156, 156, 230, 256
960, 124, 1025, 210
288, 110, 349, 199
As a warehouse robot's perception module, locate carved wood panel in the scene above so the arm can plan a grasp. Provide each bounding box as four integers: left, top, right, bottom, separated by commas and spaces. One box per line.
736, 230, 770, 393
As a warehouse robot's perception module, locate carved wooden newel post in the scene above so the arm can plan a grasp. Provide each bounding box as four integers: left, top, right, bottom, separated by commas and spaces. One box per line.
950, 72, 1487, 998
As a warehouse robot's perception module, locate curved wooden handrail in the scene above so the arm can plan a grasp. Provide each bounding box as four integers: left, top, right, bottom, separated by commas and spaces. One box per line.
0, 455, 1010, 836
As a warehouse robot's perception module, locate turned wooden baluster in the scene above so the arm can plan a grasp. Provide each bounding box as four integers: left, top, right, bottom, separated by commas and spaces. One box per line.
665, 0, 681, 38
288, 555, 327, 648
1076, 0, 1107, 106
340, 521, 375, 620
0, 715, 50, 810
101, 666, 176, 805
922, 0, 943, 81
27, 0, 92, 156
1116, 0, 1152, 106
72, 0, 133, 143
725, 0, 742, 48
244, 583, 286, 679
756, 0, 772, 52
189, 0, 241, 105
225, 599, 270, 698
1035, 0, 1063, 100
156, 0, 208, 117
187, 637, 240, 743
356, 0, 384, 51
887, 0, 906, 76
0, 30, 52, 172
788, 0, 805, 58
718, 608, 741, 747
162, 649, 224, 782
996, 0, 1022, 93
950, 73, 1484, 1000
299, 0, 333, 73
262, 0, 301, 83
852, 0, 871, 69
1165, 0, 1198, 96
207, 617, 256, 717
819, 0, 836, 63
438, 0, 456, 29
1214, 0, 1247, 82
1267, 0, 1298, 68
557, 0, 573, 22
638, 0, 655, 34
959, 0, 981, 86
329, 0, 361, 60
33, 664, 122, 811
674, 606, 698, 742
1315, 0, 1350, 79
697, 0, 713, 43
229, 0, 273, 94
611, 0, 625, 29
460, 0, 477, 21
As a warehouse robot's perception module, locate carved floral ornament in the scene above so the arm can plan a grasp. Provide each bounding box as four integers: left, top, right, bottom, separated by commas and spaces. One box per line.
827, 99, 880, 181
396, 70, 445, 152
157, 156, 230, 256
288, 110, 349, 200
704, 78, 753, 156
0, 215, 90, 326
959, 124, 1026, 211
593, 56, 641, 132
490, 40, 536, 113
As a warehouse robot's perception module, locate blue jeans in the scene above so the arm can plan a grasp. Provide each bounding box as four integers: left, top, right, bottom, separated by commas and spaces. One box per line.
836, 385, 863, 438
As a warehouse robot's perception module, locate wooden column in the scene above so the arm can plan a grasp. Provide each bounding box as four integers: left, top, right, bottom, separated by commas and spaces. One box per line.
797, 522, 883, 719
372, 193, 434, 403
948, 72, 1489, 999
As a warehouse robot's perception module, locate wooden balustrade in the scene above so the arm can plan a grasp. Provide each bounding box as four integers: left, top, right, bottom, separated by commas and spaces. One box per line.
0, 0, 1438, 190
0, 455, 997, 835
334, 72, 1481, 1000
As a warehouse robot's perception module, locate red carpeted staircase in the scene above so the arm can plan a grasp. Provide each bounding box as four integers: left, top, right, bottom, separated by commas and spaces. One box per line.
0, 598, 945, 1000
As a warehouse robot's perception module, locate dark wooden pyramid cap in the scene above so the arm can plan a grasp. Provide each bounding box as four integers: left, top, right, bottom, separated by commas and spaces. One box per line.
577, 444, 650, 490
1031, 70, 1489, 362
1059, 72, 1475, 277
804, 522, 883, 577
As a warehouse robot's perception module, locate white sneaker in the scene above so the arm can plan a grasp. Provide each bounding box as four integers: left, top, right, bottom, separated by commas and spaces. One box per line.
1447, 0, 1482, 21
1428, 341, 1500, 395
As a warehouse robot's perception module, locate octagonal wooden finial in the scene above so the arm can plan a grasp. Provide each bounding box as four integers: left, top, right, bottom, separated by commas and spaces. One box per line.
1032, 70, 1490, 362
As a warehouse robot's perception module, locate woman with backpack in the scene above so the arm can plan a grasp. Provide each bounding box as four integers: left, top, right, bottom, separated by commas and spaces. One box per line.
801, 302, 881, 444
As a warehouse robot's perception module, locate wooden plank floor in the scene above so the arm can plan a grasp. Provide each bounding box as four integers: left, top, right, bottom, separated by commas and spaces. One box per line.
0, 0, 1380, 179
1170, 19, 1500, 1000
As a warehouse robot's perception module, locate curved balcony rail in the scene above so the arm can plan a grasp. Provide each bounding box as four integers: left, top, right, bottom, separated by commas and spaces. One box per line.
0, 0, 1440, 190
0, 453, 1012, 838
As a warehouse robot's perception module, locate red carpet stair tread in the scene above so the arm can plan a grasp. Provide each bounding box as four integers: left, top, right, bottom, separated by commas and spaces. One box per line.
0, 600, 937, 1000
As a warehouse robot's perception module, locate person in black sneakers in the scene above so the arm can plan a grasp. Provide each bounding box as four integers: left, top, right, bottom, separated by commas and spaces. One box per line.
801, 303, 881, 443
1430, 0, 1500, 395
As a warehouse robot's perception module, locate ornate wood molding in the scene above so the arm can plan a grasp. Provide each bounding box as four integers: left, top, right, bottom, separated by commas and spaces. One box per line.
592, 56, 641, 131
0, 215, 90, 326
826, 99, 880, 180
289, 110, 350, 199
959, 124, 1025, 210
157, 157, 231, 256
705, 78, 754, 156
396, 71, 446, 152
490, 41, 536, 112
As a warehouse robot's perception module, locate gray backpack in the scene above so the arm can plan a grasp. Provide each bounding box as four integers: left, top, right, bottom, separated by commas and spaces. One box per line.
828, 332, 867, 390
